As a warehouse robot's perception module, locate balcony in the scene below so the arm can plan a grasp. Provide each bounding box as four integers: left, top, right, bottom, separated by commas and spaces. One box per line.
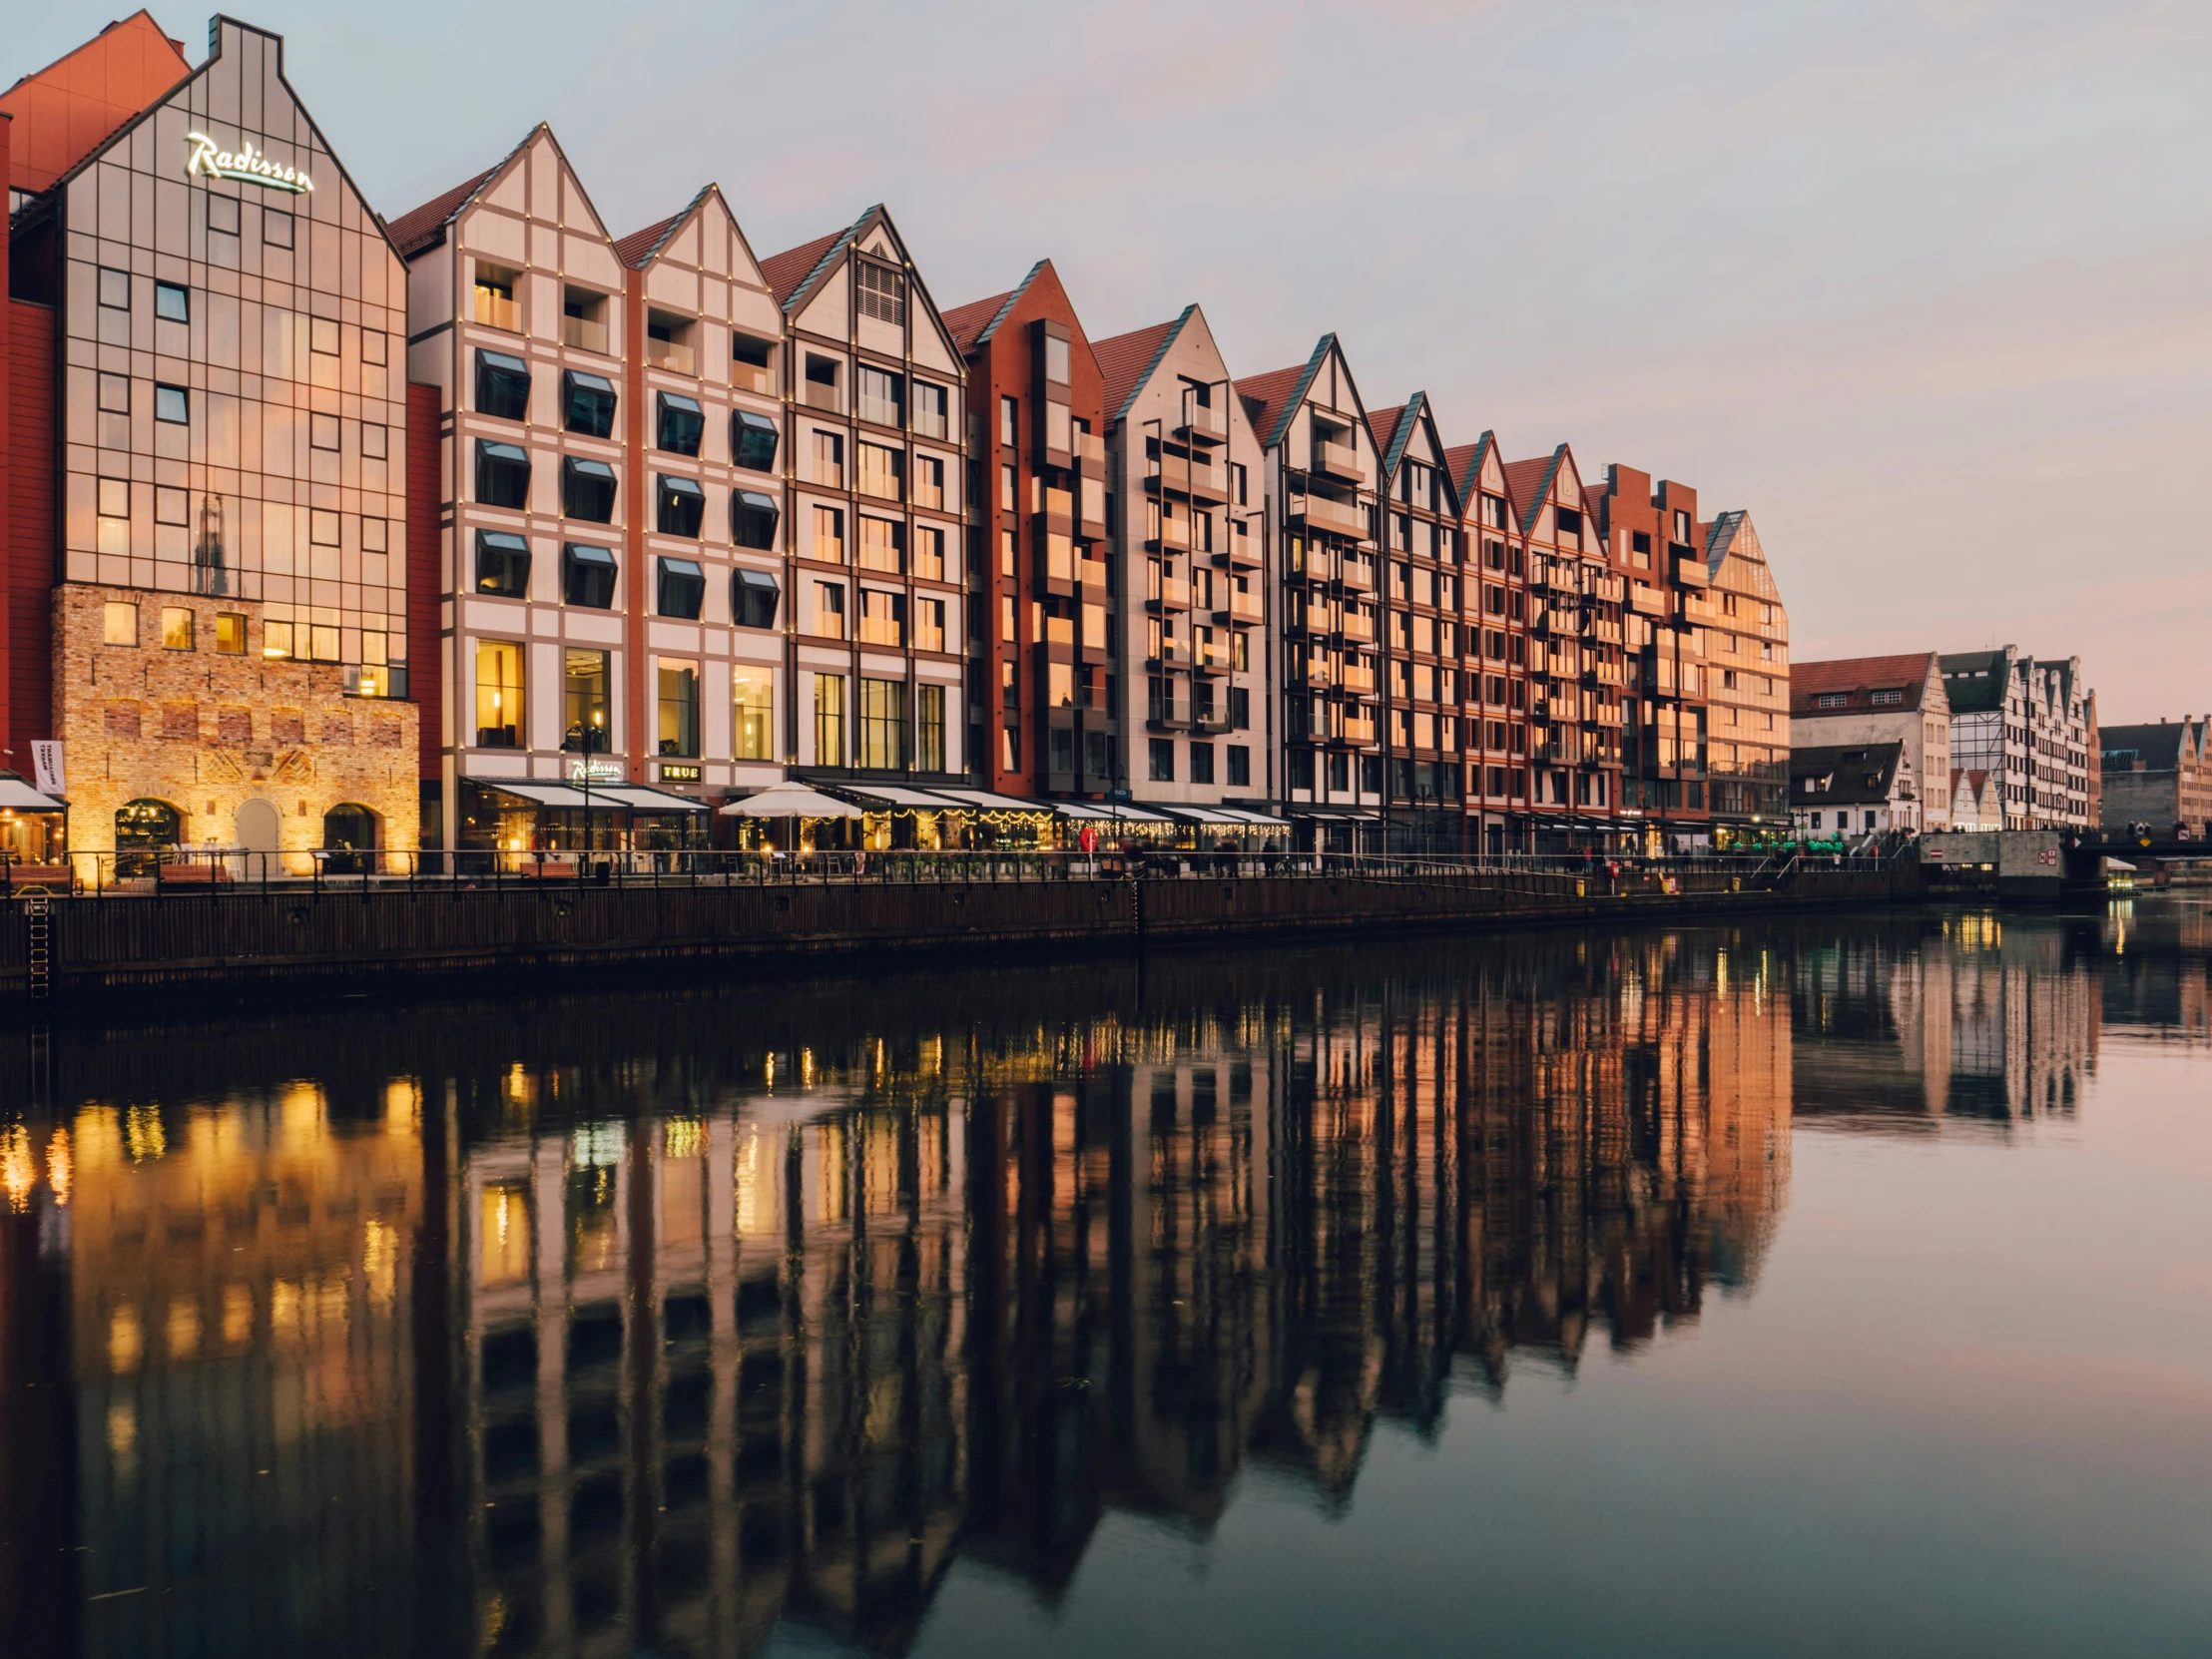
1043, 615, 1075, 652
562, 314, 609, 353
731, 362, 774, 396
1630, 584, 1667, 616
1223, 529, 1263, 570
1685, 593, 1722, 625
1080, 478, 1107, 535
1675, 553, 1708, 587
1340, 661, 1377, 695
1078, 556, 1109, 595
1033, 482, 1074, 527
1292, 656, 1335, 690
646, 337, 696, 376
1147, 516, 1191, 553
1338, 557, 1377, 594
1291, 490, 1366, 540
1180, 402, 1227, 446
1074, 428, 1106, 469
473, 289, 519, 331
1146, 577, 1190, 612
1154, 638, 1192, 668
802, 380, 841, 414
1223, 590, 1263, 623
1147, 700, 1192, 732
1341, 611, 1377, 645
1342, 713, 1378, 747
1313, 432, 1365, 485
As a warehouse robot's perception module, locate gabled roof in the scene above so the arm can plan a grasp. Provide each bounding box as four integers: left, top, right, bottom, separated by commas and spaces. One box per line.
387, 166, 500, 257
1236, 333, 1345, 453
2098, 723, 2190, 768
1504, 447, 1578, 531
1446, 431, 1508, 525
1367, 403, 1406, 465
614, 193, 695, 268
760, 228, 845, 306
942, 257, 1048, 353
1792, 742, 1908, 807
1, 9, 190, 197
1094, 306, 1193, 423
1791, 653, 1940, 716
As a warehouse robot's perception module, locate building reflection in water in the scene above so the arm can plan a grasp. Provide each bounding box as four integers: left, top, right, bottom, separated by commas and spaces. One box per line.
1, 909, 2191, 1655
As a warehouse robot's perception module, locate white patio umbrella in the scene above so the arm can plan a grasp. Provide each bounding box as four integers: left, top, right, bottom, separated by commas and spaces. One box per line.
718, 786, 863, 820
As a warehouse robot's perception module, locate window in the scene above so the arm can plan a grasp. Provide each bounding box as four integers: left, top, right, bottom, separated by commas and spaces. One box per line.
813, 505, 845, 562
732, 409, 779, 472
733, 489, 780, 550
733, 568, 782, 630
911, 380, 948, 439
1815, 692, 1849, 710
813, 430, 844, 488
656, 392, 704, 456
655, 474, 706, 537
732, 332, 775, 390
1148, 739, 1176, 782
562, 286, 610, 353
858, 442, 903, 500
858, 588, 905, 646
644, 309, 695, 373
154, 279, 188, 323
1230, 686, 1250, 730
309, 413, 339, 451
264, 621, 293, 659
310, 316, 339, 356
215, 612, 247, 655
913, 524, 947, 580
98, 373, 130, 414
95, 476, 129, 552
361, 423, 388, 460
155, 383, 189, 424
916, 685, 944, 772
475, 639, 524, 748
914, 596, 945, 653
104, 602, 139, 646
656, 556, 706, 619
475, 530, 532, 596
858, 516, 904, 573
562, 649, 609, 751
1190, 742, 1215, 785
1228, 745, 1251, 787
657, 658, 701, 757
856, 261, 905, 324
1046, 400, 1071, 454
1000, 464, 1015, 512
562, 456, 617, 521
477, 440, 530, 508
98, 267, 131, 309
1871, 688, 1905, 707
562, 543, 618, 608
812, 581, 846, 638
263, 207, 293, 249
804, 353, 840, 410
1231, 461, 1248, 506
158, 607, 195, 650
1044, 334, 1070, 384
913, 453, 945, 510
1000, 396, 1018, 447
856, 678, 906, 770
814, 674, 845, 766
734, 669, 774, 760
562, 369, 616, 437
857, 365, 902, 427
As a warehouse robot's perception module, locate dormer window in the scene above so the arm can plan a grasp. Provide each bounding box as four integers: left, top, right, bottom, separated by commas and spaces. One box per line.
857, 261, 905, 324
656, 392, 705, 457
476, 349, 530, 421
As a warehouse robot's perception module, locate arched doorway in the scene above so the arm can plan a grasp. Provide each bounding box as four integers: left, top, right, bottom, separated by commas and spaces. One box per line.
322, 803, 378, 875
236, 799, 279, 850
115, 799, 182, 877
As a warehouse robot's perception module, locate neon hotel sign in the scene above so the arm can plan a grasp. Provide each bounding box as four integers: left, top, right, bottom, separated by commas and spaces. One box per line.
185, 132, 313, 194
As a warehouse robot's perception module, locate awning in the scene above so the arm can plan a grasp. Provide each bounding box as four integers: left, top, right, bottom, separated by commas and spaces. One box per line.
0, 779, 66, 812
1217, 809, 1291, 828
1055, 802, 1173, 823
594, 785, 709, 813
840, 785, 962, 810
720, 786, 863, 820
1158, 806, 1250, 826
924, 789, 1056, 816
472, 780, 598, 809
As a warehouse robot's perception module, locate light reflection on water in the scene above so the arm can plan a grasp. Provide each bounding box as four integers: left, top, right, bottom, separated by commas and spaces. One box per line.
1, 901, 2208, 1657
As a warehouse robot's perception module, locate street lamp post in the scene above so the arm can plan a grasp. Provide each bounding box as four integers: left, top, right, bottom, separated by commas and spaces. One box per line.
568, 721, 608, 862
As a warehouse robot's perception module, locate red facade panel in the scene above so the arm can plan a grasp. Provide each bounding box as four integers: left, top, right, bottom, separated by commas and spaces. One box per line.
5, 299, 56, 765
406, 380, 443, 780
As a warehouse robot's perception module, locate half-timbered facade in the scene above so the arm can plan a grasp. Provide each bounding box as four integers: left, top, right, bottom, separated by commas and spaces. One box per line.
1368, 392, 1465, 849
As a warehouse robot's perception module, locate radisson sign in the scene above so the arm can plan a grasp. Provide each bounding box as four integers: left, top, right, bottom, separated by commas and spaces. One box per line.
185, 132, 314, 194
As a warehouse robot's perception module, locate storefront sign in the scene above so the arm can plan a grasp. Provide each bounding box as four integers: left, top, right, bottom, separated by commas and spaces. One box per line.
30, 741, 65, 796
567, 758, 623, 784
660, 764, 702, 784
186, 132, 314, 194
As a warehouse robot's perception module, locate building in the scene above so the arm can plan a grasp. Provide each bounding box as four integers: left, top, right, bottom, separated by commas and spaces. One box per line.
1367, 392, 1466, 849
1093, 303, 1270, 811
1791, 652, 1950, 830
393, 131, 787, 850
944, 260, 1107, 799
1938, 647, 2094, 830
1595, 465, 1710, 844
760, 208, 967, 795
1237, 336, 1384, 846
1790, 741, 1919, 839
4, 14, 420, 868
2099, 717, 2210, 837
1446, 433, 1534, 852
1507, 443, 1625, 848
1700, 510, 1791, 837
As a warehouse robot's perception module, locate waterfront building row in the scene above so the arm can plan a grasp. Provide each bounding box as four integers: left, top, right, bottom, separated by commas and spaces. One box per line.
1, 12, 1792, 862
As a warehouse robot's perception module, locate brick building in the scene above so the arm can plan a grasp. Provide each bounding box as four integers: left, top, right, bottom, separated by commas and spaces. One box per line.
944, 260, 1106, 799
4, 15, 418, 868
1446, 433, 1534, 851
2098, 718, 2210, 838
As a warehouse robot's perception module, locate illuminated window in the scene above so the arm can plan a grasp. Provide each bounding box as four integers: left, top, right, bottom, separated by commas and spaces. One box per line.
475, 639, 524, 748
161, 608, 196, 650
734, 669, 774, 760
104, 602, 140, 647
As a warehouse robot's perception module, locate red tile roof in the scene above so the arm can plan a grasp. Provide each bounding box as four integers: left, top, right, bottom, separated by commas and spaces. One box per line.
1094, 314, 1184, 420
1367, 403, 1405, 462
1501, 456, 1553, 523
942, 290, 1012, 353
760, 230, 843, 306
1442, 442, 1479, 484
1234, 364, 1308, 451
1791, 653, 1938, 716
614, 212, 682, 268
388, 167, 499, 259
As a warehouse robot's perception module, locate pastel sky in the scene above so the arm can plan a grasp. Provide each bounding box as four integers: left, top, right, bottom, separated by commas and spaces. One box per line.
24, 1, 2210, 720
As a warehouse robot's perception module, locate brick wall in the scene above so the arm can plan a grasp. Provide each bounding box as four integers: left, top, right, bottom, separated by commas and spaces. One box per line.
53, 584, 420, 858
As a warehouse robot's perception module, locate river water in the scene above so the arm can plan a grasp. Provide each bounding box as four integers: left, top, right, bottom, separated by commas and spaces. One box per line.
1, 900, 2208, 1658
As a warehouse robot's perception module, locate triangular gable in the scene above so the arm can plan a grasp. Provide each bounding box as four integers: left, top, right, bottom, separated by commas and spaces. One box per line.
617, 183, 769, 291
1237, 334, 1333, 452
390, 123, 616, 261
0, 9, 191, 196
773, 204, 962, 369
1380, 392, 1462, 518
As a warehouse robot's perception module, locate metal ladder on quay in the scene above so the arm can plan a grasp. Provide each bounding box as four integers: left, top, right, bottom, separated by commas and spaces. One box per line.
24, 890, 52, 1002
